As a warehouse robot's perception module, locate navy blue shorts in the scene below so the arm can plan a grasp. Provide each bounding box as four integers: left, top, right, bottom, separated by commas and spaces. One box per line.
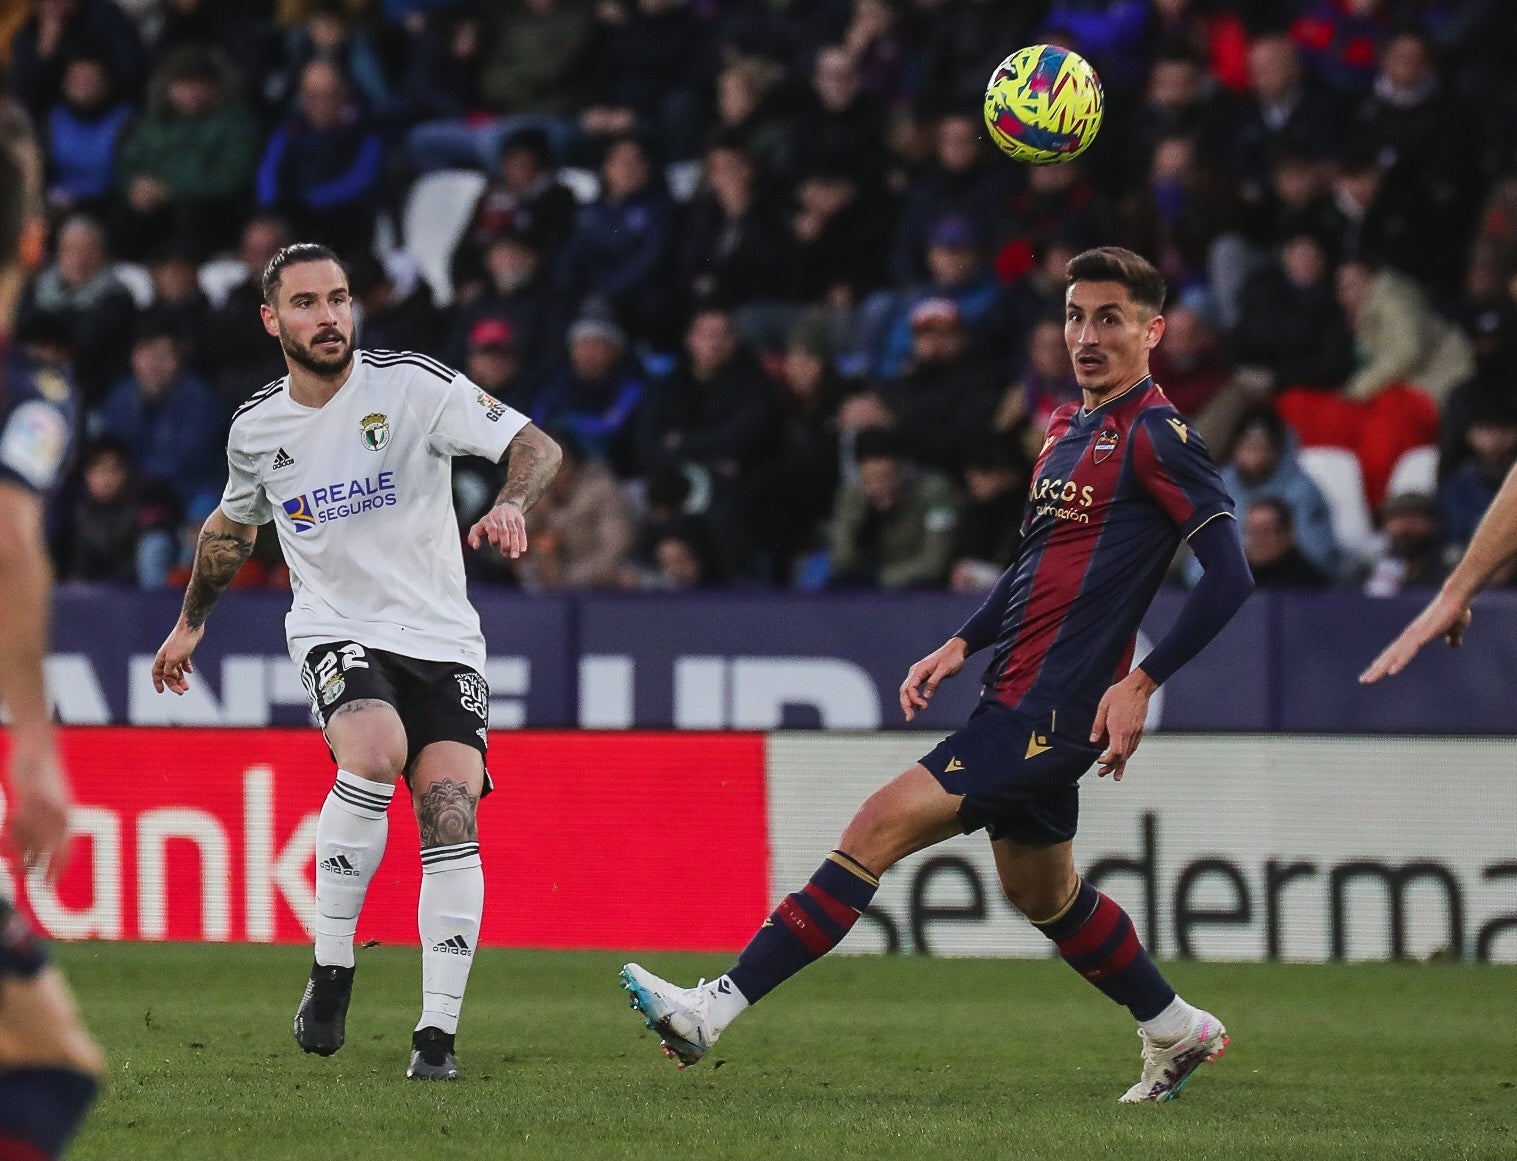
919, 702, 1100, 846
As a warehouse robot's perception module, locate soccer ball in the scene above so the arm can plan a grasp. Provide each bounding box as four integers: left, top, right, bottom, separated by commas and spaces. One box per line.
983, 45, 1104, 165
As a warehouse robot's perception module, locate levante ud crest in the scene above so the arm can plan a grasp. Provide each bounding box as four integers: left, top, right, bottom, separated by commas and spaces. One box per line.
1093, 429, 1120, 463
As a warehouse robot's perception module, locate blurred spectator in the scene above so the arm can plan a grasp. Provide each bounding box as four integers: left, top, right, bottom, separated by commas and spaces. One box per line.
877, 215, 1000, 380
1278, 258, 1471, 509
1222, 34, 1339, 196
461, 317, 531, 413
1149, 304, 1232, 419
514, 433, 634, 590
828, 425, 960, 591
994, 316, 1081, 464
478, 0, 595, 120
623, 465, 726, 589
709, 56, 793, 183
1117, 133, 1237, 300
1231, 233, 1354, 389
915, 0, 1029, 113
891, 112, 1012, 286
204, 214, 293, 407
1440, 392, 1517, 550
20, 212, 136, 403
256, 58, 383, 255
42, 54, 131, 216
98, 321, 226, 524
1245, 145, 1346, 254
1362, 491, 1448, 596
60, 436, 140, 585
532, 307, 646, 476
950, 435, 1029, 593
995, 161, 1113, 285
10, 0, 147, 122
1290, 0, 1386, 94
740, 311, 844, 585
580, 0, 707, 158
558, 134, 678, 344
790, 45, 884, 184
879, 297, 999, 475
397, 6, 485, 129
1242, 496, 1331, 588
1219, 407, 1341, 581
1123, 50, 1226, 180
452, 128, 577, 294
786, 163, 891, 310
679, 138, 785, 312
451, 228, 559, 371
277, 0, 393, 121
113, 45, 259, 260
651, 518, 727, 590
642, 308, 777, 487
141, 241, 212, 373
1331, 146, 1445, 295
350, 253, 443, 356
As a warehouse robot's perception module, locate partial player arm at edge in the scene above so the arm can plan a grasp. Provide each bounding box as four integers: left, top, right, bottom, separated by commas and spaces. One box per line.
899, 564, 1018, 721
1360, 458, 1517, 683
467, 422, 563, 558
152, 509, 258, 694
0, 479, 57, 753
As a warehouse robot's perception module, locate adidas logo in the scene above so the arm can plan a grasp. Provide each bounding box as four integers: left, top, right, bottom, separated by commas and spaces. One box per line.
320, 854, 360, 877
432, 935, 472, 957
272, 447, 296, 471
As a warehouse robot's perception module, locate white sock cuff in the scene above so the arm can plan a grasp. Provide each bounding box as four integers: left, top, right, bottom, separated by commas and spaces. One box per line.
420, 843, 482, 873
330, 769, 396, 819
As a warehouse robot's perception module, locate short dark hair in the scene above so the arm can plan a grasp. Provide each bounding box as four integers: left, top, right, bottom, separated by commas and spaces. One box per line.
1065, 246, 1167, 314
262, 242, 345, 305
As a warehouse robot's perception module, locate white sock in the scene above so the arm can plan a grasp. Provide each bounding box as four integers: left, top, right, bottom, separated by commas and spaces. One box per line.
702, 975, 750, 1034
1140, 995, 1199, 1045
416, 843, 484, 1035
313, 770, 394, 969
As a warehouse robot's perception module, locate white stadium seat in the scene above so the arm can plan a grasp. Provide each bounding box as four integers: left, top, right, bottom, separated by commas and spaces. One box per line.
197, 257, 248, 309
1298, 445, 1377, 559
401, 169, 487, 307
557, 167, 601, 205
1385, 445, 1439, 500
112, 262, 154, 309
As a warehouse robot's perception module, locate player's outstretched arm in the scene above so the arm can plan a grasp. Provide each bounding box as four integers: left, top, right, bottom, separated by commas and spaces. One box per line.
1360, 459, 1517, 683
0, 481, 72, 875
152, 509, 257, 695
468, 423, 563, 559
899, 636, 968, 722
1095, 515, 1254, 780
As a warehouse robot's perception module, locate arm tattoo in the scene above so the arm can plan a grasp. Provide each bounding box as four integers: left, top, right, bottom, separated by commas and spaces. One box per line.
416, 777, 479, 847
495, 424, 562, 515
181, 527, 255, 629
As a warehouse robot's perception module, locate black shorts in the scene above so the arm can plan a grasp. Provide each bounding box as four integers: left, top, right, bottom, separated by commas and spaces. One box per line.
919, 701, 1100, 846
0, 897, 48, 981
300, 640, 492, 791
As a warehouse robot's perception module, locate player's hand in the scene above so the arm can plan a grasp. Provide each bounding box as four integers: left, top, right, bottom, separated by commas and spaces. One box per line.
899, 637, 968, 722
152, 619, 205, 695
1090, 669, 1157, 781
1358, 589, 1473, 684
468, 500, 527, 559
3, 728, 73, 881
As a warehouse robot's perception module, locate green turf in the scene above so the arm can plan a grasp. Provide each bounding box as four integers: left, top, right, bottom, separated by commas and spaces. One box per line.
55, 943, 1517, 1161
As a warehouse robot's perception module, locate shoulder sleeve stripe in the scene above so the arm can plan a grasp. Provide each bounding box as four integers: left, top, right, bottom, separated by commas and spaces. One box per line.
363, 353, 455, 382
232, 382, 286, 419
365, 348, 455, 377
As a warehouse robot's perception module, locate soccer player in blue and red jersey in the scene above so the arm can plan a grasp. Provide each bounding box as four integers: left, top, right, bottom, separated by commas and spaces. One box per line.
0, 134, 104, 1157
621, 247, 1255, 1102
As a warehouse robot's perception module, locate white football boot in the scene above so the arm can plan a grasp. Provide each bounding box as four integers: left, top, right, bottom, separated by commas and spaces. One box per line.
1119, 1009, 1229, 1102
620, 963, 719, 1068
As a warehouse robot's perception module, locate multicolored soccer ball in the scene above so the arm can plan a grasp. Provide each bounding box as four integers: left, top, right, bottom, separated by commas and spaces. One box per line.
983, 45, 1104, 165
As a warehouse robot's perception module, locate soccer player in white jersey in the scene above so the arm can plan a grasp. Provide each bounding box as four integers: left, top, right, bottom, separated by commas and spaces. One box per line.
151, 243, 561, 1080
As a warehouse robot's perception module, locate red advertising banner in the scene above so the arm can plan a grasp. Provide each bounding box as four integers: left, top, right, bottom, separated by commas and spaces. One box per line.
0, 730, 771, 953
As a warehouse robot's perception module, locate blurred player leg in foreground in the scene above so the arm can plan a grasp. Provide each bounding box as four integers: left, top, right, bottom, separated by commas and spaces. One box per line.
0, 132, 105, 1158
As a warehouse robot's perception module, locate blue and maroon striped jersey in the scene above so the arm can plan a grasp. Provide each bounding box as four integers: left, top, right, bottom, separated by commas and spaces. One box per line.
0, 344, 76, 501
980, 376, 1233, 736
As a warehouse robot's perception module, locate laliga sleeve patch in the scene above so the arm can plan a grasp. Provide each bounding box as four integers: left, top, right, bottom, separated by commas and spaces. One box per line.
0, 400, 69, 491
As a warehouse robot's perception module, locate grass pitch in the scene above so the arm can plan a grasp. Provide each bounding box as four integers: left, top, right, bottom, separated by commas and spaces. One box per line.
59, 943, 1516, 1161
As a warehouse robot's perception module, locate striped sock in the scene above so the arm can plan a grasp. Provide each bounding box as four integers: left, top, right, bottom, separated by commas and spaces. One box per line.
417, 842, 483, 1035
726, 851, 879, 1004
1033, 879, 1176, 1022
314, 770, 394, 969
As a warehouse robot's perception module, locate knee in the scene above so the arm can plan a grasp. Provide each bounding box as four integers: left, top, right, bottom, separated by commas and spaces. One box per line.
1001, 874, 1077, 924
340, 747, 405, 785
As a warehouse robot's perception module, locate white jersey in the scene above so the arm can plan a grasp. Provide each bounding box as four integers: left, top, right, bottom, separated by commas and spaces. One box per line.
219, 348, 529, 669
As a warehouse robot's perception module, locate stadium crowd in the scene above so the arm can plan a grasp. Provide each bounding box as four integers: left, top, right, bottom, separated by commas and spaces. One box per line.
6, 0, 1517, 595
